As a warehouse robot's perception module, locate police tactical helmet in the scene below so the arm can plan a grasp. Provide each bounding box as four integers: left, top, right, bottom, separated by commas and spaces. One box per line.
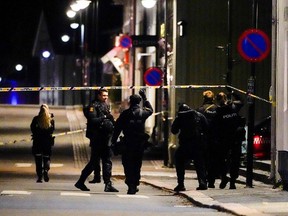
130, 94, 142, 105
178, 103, 190, 112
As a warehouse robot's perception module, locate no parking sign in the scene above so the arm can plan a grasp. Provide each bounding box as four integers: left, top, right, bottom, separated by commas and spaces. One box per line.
119, 35, 132, 48
144, 67, 163, 86
237, 29, 271, 63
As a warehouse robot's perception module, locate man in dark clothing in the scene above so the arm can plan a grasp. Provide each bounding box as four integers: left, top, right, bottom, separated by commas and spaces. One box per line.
212, 91, 244, 189
172, 103, 209, 191
197, 90, 218, 188
111, 89, 153, 194
75, 89, 118, 192
83, 102, 101, 184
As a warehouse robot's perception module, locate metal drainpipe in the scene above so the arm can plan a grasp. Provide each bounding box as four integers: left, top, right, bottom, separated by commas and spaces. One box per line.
270, 0, 277, 185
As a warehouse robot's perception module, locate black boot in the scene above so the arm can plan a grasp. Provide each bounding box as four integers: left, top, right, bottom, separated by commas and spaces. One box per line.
43, 170, 49, 182
196, 184, 208, 190
35, 155, 43, 183
219, 176, 229, 189
36, 176, 42, 183
127, 184, 137, 195
43, 156, 50, 182
75, 181, 90, 191
104, 182, 119, 192
229, 179, 236, 189
173, 183, 186, 192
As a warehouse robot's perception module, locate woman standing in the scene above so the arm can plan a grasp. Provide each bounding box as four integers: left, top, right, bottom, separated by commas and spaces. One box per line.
30, 104, 55, 183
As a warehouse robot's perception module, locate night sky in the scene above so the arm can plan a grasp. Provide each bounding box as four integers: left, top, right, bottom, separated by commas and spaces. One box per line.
0, 0, 123, 82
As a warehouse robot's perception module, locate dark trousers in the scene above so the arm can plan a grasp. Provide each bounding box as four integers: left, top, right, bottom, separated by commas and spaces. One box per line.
216, 137, 241, 182
175, 145, 207, 186
122, 140, 145, 187
78, 145, 112, 184
93, 156, 101, 178
229, 141, 242, 181
34, 154, 50, 178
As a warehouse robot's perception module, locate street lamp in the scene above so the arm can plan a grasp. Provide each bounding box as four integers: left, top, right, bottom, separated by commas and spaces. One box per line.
42, 51, 51, 58
141, 0, 157, 9
61, 35, 70, 43
15, 64, 23, 72
67, 0, 91, 105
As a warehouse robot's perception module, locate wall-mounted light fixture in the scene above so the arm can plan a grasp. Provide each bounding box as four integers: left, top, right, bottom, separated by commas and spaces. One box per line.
177, 20, 186, 37
141, 0, 157, 9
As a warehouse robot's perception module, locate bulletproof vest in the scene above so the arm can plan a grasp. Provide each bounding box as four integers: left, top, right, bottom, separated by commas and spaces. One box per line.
217, 104, 241, 136
179, 110, 203, 139
126, 108, 145, 136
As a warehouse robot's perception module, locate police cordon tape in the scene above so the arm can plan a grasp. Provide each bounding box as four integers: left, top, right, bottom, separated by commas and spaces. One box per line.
0, 113, 165, 146
0, 129, 87, 146
0, 84, 271, 104
0, 85, 226, 92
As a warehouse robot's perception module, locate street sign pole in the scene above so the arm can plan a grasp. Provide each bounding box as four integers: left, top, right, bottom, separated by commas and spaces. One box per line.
237, 0, 271, 189
247, 75, 255, 188
246, 0, 258, 188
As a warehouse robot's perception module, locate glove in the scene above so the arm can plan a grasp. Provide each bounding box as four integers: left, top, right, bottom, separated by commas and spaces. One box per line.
139, 88, 147, 101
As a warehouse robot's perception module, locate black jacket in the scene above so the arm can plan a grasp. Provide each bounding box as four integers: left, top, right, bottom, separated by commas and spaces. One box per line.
84, 100, 114, 139
30, 116, 55, 154
171, 109, 208, 146
197, 102, 217, 126
112, 100, 153, 143
212, 92, 244, 140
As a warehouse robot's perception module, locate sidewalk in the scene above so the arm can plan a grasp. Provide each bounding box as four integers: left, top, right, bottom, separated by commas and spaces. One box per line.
133, 160, 287, 216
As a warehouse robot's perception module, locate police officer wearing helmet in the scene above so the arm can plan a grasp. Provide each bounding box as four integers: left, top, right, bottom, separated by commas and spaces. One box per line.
75, 88, 118, 192
171, 103, 209, 192
111, 89, 153, 194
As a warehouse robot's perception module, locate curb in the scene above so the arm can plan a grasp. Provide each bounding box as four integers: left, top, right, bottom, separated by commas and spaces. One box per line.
140, 178, 273, 216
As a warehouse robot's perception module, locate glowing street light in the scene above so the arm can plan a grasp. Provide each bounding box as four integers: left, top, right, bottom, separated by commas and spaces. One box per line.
66, 10, 76, 18
42, 50, 51, 58
76, 0, 91, 10
15, 64, 23, 71
61, 35, 70, 42
70, 23, 79, 29
141, 0, 157, 9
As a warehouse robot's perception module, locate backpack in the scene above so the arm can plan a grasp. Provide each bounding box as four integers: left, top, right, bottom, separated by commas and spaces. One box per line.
180, 110, 204, 139
126, 108, 149, 142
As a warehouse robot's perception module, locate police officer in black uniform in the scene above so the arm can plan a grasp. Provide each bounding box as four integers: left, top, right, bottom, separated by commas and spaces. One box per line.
172, 103, 209, 191
75, 89, 118, 192
197, 90, 218, 188
212, 91, 244, 189
83, 100, 101, 184
111, 89, 153, 194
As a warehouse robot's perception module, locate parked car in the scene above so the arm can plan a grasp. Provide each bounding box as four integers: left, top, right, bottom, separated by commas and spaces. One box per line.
253, 116, 271, 159
241, 116, 271, 161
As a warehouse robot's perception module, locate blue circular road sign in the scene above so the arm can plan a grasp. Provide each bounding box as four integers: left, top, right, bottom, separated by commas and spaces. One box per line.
237, 29, 271, 63
144, 67, 163, 86
119, 35, 132, 48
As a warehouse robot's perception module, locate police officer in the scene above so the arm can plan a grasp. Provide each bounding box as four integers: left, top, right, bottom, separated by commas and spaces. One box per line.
197, 90, 218, 188
212, 91, 244, 189
75, 88, 118, 192
83, 100, 101, 184
111, 89, 153, 194
172, 103, 209, 191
